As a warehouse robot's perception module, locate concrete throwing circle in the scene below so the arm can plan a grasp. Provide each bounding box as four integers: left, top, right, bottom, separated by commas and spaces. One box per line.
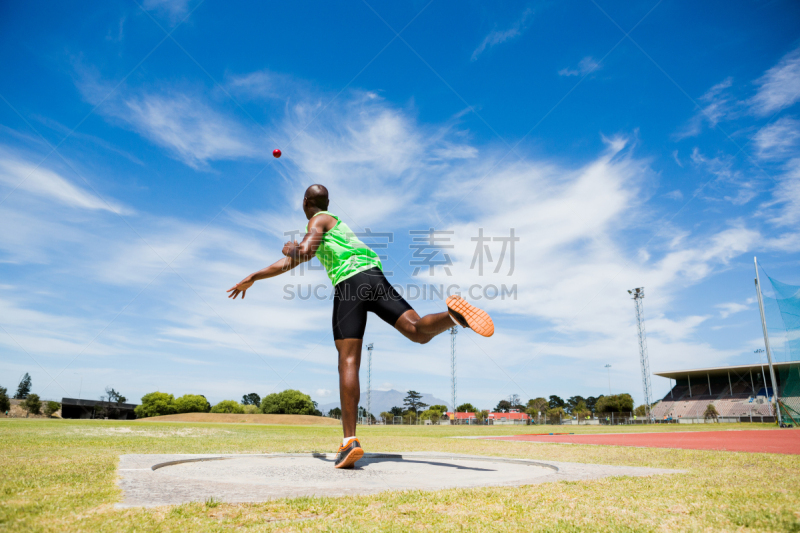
156, 453, 555, 490
117, 452, 684, 507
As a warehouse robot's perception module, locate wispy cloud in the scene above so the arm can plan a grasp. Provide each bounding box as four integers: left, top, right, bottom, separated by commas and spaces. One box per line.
754, 116, 800, 160
716, 301, 750, 319
227, 70, 306, 101
0, 149, 126, 213
690, 147, 758, 205
121, 93, 262, 168
767, 157, 800, 228
675, 77, 735, 139
558, 57, 600, 77
75, 67, 264, 169
750, 46, 800, 117
471, 8, 534, 62
142, 0, 192, 23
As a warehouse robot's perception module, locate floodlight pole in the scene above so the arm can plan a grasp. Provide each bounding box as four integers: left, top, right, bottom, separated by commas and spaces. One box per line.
753, 257, 781, 425
450, 327, 457, 423
629, 288, 653, 421
366, 343, 373, 425
605, 364, 612, 395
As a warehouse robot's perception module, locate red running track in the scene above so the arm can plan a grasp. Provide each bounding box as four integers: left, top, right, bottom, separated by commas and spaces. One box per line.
487, 429, 800, 455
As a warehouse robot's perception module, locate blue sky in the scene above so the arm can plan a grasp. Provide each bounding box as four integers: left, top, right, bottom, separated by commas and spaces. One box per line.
2, 0, 800, 410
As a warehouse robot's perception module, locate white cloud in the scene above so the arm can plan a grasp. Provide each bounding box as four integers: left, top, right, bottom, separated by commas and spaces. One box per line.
675, 47, 800, 140
690, 147, 758, 205
676, 77, 735, 139
471, 8, 534, 62
716, 301, 749, 319
0, 150, 126, 213
754, 116, 800, 160
767, 157, 800, 227
120, 93, 262, 169
647, 315, 709, 343
74, 67, 264, 169
281, 91, 476, 228
664, 189, 683, 200
227, 70, 303, 101
315, 388, 331, 397
751, 46, 800, 117
142, 0, 191, 22
558, 57, 600, 77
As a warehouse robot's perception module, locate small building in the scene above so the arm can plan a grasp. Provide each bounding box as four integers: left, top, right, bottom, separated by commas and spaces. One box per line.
60, 398, 138, 420
488, 409, 529, 425
445, 411, 479, 424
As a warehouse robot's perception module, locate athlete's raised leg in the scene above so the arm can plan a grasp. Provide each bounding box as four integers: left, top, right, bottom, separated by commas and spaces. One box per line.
394, 309, 453, 344
394, 295, 495, 342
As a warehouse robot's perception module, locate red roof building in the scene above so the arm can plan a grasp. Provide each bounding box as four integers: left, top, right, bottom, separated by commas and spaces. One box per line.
446, 411, 478, 420
488, 409, 529, 421
445, 409, 530, 422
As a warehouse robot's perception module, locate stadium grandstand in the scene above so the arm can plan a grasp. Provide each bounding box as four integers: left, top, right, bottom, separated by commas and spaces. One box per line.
651, 362, 798, 422
649, 260, 800, 425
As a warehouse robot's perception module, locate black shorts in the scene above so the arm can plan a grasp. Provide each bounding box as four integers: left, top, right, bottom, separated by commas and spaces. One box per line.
332, 267, 413, 340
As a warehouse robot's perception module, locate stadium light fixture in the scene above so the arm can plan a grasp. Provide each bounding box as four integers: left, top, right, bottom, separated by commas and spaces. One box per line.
628, 287, 653, 420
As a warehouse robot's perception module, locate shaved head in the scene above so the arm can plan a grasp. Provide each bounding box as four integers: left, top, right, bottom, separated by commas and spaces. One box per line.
304, 184, 329, 211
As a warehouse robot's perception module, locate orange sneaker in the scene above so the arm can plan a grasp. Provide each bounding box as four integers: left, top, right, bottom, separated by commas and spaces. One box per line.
334, 438, 364, 469
446, 295, 494, 337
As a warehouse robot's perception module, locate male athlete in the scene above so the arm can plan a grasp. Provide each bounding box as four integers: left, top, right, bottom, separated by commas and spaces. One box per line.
227, 184, 493, 468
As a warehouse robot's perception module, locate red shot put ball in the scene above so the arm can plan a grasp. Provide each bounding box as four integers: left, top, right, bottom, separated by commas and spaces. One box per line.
273, 149, 282, 158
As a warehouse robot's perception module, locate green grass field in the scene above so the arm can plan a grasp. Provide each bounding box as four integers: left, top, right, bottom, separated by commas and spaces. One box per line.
1, 419, 798, 532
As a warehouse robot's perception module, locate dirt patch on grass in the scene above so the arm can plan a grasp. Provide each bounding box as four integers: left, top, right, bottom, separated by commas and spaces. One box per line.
137, 413, 340, 426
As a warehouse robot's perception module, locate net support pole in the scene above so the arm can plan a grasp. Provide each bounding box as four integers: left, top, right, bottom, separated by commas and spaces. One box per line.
753, 257, 782, 425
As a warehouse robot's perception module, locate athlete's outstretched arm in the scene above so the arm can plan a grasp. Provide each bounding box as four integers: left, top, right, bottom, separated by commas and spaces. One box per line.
227, 256, 302, 299
227, 215, 334, 300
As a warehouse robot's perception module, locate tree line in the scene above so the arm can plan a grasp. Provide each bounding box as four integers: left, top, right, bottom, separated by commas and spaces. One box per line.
1, 373, 61, 417
326, 390, 645, 423
482, 393, 644, 419
133, 389, 323, 418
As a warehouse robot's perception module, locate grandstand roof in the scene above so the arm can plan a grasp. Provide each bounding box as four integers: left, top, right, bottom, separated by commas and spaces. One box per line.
654, 360, 799, 379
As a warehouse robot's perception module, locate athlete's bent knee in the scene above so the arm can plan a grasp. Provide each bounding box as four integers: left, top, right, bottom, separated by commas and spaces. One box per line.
410, 331, 432, 344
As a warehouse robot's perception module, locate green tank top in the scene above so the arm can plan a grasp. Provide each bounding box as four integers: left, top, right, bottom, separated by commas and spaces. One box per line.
305, 211, 383, 286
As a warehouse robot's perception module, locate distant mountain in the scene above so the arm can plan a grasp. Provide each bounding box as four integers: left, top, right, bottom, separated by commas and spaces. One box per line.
318, 389, 450, 416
